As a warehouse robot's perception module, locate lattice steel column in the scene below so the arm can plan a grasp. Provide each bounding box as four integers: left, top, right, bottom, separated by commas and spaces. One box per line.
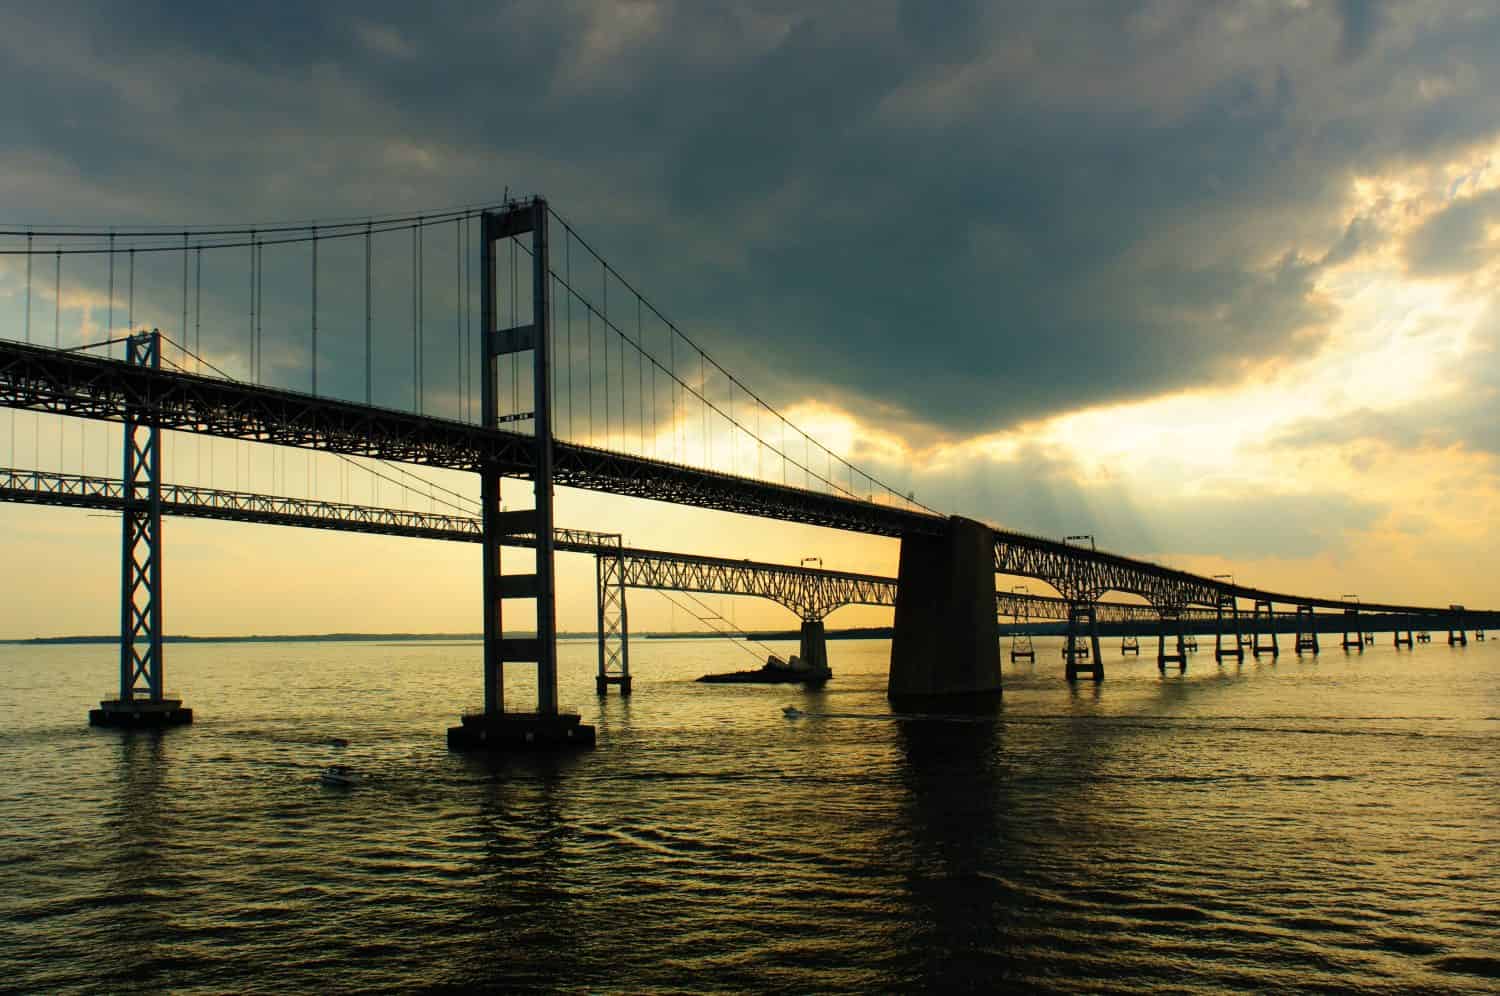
1064, 601, 1103, 681
596, 539, 632, 695
90, 331, 191, 727
1009, 598, 1035, 663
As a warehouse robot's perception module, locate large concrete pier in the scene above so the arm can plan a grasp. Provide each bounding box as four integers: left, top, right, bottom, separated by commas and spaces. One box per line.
889, 516, 1002, 706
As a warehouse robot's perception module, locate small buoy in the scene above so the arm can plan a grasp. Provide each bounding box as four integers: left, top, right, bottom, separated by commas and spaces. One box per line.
329, 737, 349, 748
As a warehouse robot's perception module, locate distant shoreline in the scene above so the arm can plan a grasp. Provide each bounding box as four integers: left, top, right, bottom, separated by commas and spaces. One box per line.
0, 627, 896, 646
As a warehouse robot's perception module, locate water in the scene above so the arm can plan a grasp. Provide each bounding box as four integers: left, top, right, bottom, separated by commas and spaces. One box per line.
2, 635, 1498, 993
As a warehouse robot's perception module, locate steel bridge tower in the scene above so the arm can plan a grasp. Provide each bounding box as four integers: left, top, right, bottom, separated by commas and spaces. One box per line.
90, 331, 191, 727
449, 199, 595, 749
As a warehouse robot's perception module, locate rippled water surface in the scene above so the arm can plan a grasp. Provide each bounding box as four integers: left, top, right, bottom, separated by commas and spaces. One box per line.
2, 635, 1498, 993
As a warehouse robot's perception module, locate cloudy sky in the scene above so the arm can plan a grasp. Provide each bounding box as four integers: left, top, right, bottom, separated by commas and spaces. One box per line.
3, 0, 1500, 638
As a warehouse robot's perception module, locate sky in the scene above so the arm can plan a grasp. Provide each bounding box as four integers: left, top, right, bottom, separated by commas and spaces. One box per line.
2, 0, 1500, 639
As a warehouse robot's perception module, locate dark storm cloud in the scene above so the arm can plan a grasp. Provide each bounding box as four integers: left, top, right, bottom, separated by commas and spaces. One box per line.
1336, 0, 1386, 61
4, 1, 1500, 436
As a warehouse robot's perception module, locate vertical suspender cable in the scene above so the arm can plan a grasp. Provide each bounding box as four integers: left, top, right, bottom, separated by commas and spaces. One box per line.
181, 232, 188, 349
248, 231, 256, 381
255, 239, 263, 384
417, 217, 424, 413
566, 226, 573, 439
127, 248, 134, 334
364, 221, 372, 405
412, 222, 419, 412
510, 235, 518, 416
311, 224, 319, 396
24, 231, 32, 342
456, 217, 462, 422
602, 263, 609, 447
670, 325, 677, 461
195, 246, 202, 371
107, 234, 115, 351
55, 249, 61, 469
587, 293, 594, 441
642, 297, 648, 453
195, 246, 202, 482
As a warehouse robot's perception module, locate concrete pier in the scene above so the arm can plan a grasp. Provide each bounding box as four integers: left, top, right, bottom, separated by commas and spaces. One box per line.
90, 697, 192, 728
799, 620, 829, 674
889, 517, 1002, 706
447, 711, 595, 750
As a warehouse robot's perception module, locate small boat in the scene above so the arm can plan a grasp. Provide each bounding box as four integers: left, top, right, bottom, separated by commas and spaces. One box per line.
319, 764, 359, 787
782, 705, 804, 719
329, 737, 349, 748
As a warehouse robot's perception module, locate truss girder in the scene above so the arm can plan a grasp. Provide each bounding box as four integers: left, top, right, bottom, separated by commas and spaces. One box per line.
5, 339, 1485, 618
993, 532, 1452, 616
0, 340, 941, 538
6, 466, 1489, 632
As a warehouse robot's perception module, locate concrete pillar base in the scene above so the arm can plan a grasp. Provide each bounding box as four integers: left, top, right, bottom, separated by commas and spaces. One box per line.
89, 698, 192, 728
889, 517, 1002, 706
799, 620, 830, 675
447, 712, 596, 751
596, 675, 633, 696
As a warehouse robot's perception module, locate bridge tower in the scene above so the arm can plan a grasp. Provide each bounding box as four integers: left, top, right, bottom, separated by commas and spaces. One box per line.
595, 537, 631, 695
90, 331, 192, 728
1250, 599, 1279, 658
1156, 606, 1187, 673
1294, 604, 1320, 654
1214, 594, 1243, 663
449, 199, 595, 750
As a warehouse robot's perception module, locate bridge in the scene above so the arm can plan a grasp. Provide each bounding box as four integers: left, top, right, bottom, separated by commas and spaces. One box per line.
2, 465, 1285, 682
1, 197, 1491, 747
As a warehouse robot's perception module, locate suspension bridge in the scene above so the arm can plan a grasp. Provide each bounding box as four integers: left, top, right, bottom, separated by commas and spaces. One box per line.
0, 198, 1492, 748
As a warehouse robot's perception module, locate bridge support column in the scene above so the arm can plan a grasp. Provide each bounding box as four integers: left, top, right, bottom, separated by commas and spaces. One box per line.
1447, 607, 1468, 646
91, 331, 191, 729
1157, 609, 1186, 673
1341, 607, 1364, 652
595, 541, 631, 696
799, 620, 830, 675
450, 199, 594, 750
1008, 596, 1035, 663
1214, 594, 1243, 663
1394, 615, 1413, 649
1064, 602, 1103, 682
888, 517, 1002, 706
1294, 605, 1320, 654
1251, 599, 1279, 658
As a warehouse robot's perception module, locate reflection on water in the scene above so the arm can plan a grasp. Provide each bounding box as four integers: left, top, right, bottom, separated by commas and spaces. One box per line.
0, 636, 1497, 992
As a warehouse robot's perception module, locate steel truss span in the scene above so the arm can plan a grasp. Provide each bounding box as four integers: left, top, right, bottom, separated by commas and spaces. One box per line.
0, 338, 1484, 619
991, 533, 1456, 615
2, 467, 1201, 626
0, 340, 936, 537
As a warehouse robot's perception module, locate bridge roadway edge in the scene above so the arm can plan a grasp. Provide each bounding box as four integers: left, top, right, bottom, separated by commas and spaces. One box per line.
889, 516, 1003, 707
